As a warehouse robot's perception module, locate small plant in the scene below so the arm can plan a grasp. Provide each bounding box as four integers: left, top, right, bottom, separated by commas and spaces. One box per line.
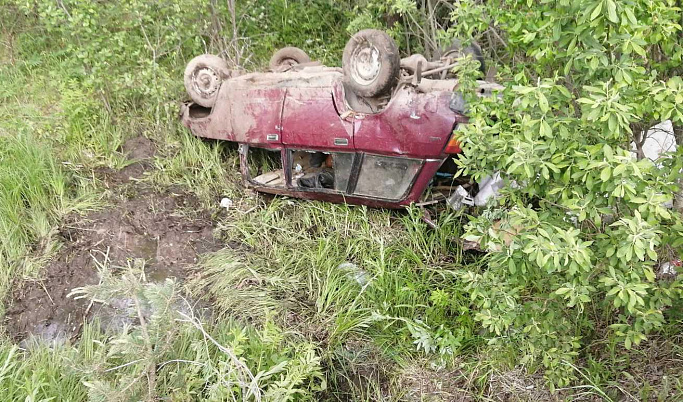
70, 259, 325, 401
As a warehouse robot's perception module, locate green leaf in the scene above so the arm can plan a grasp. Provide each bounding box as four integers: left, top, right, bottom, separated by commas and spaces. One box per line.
509, 258, 517, 274
603, 144, 613, 161
613, 164, 627, 176
590, 1, 603, 21
540, 119, 552, 137
600, 166, 612, 182
538, 92, 549, 113
606, 0, 618, 23
624, 7, 637, 25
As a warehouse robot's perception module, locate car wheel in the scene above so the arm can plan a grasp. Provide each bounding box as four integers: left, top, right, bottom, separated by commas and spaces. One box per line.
184, 54, 229, 108
269, 47, 311, 70
440, 39, 486, 75
342, 29, 400, 98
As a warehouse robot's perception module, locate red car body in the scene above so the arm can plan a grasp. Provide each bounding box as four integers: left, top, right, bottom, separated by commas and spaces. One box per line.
181, 66, 469, 208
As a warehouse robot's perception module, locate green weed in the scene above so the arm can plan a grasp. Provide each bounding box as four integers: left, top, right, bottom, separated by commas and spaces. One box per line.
0, 134, 98, 306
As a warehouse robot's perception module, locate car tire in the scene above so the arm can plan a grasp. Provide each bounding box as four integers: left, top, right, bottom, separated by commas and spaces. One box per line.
441, 39, 486, 75
269, 47, 311, 70
342, 29, 400, 98
184, 54, 229, 108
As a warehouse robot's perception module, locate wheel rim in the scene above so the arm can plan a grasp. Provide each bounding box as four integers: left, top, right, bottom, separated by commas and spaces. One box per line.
442, 49, 462, 59
191, 66, 221, 98
350, 40, 381, 86
280, 58, 298, 67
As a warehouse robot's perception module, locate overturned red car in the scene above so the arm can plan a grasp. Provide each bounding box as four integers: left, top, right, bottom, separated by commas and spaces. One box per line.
180, 29, 498, 208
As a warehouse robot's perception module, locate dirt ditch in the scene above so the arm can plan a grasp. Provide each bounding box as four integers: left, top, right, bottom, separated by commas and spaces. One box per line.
4, 136, 223, 343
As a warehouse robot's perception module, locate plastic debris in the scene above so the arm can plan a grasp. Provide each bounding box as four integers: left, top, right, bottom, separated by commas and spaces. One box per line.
658, 259, 681, 279
338, 262, 369, 286
631, 120, 677, 162
220, 198, 233, 209
474, 172, 505, 206
630, 120, 678, 208
447, 185, 474, 211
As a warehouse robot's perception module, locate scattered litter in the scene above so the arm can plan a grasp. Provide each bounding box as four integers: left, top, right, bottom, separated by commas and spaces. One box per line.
658, 259, 682, 279
294, 163, 303, 173
338, 262, 369, 286
446, 185, 474, 211
422, 211, 438, 229
631, 120, 677, 162
474, 172, 505, 206
220, 197, 233, 209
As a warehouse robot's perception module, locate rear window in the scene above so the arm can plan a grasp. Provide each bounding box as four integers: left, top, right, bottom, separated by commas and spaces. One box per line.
353, 155, 422, 200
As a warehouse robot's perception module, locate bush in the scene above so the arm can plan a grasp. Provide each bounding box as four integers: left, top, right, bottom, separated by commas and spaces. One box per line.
447, 0, 683, 387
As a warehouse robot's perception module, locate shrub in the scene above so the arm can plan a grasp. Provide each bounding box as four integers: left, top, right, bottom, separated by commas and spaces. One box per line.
447, 0, 683, 387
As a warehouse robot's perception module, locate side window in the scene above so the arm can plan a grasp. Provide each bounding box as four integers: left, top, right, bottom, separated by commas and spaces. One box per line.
353, 155, 422, 200
291, 150, 355, 193
332, 152, 354, 191
247, 147, 285, 188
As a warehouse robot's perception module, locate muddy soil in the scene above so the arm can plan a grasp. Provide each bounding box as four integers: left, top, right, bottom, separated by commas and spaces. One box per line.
4, 136, 222, 343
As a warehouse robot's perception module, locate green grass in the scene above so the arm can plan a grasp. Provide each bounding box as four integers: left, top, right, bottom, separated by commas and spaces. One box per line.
152, 128, 240, 205
0, 133, 99, 305
190, 199, 488, 398
0, 41, 120, 312
0, 339, 89, 400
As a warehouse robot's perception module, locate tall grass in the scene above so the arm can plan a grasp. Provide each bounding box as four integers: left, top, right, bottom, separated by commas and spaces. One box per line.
0, 339, 89, 400
0, 134, 83, 301
0, 34, 129, 309
191, 198, 483, 398
153, 128, 240, 205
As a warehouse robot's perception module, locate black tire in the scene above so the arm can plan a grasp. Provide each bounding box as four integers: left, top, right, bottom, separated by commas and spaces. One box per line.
342, 29, 400, 98
184, 54, 229, 108
441, 39, 486, 75
269, 47, 311, 70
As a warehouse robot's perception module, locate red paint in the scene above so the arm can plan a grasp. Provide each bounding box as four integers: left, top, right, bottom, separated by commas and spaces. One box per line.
282, 85, 353, 150
181, 67, 464, 208
353, 89, 456, 158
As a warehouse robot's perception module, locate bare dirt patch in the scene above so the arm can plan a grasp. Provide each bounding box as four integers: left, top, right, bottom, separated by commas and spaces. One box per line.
4, 136, 222, 343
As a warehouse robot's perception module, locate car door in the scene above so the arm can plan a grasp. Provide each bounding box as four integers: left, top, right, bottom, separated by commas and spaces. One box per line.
281, 76, 356, 193
227, 77, 285, 147
281, 74, 353, 151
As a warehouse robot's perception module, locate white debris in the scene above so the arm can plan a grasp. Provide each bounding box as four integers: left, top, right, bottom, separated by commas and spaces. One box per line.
220, 197, 233, 209
338, 262, 369, 286
474, 172, 505, 206
630, 120, 678, 208
447, 185, 474, 211
631, 120, 677, 162
658, 260, 681, 279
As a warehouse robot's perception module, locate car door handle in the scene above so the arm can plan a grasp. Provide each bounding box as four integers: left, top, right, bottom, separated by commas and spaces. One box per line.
334, 138, 349, 146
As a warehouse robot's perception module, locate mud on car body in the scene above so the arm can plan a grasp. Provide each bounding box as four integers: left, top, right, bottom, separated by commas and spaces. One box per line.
180, 29, 501, 209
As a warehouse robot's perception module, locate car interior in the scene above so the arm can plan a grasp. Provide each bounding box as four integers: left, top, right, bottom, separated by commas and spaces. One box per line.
250, 148, 354, 192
